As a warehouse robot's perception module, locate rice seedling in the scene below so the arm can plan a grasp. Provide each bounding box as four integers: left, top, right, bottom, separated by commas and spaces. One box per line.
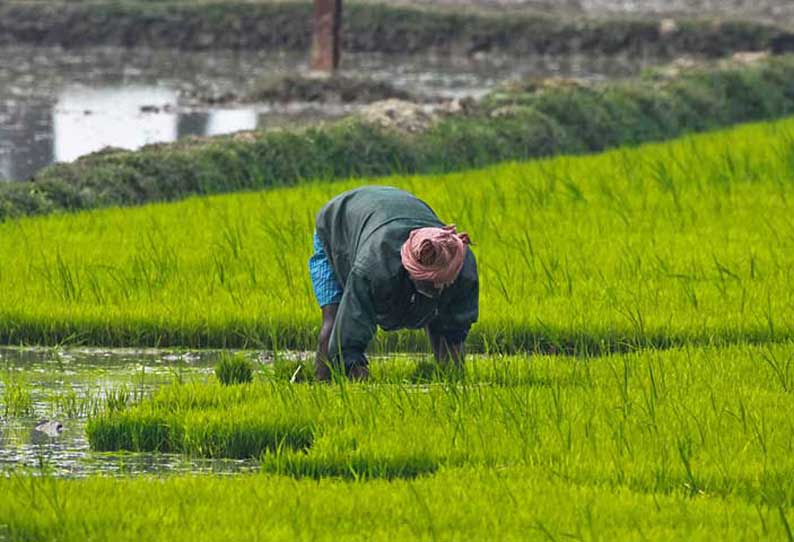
2, 119, 794, 540
0, 118, 793, 352
0, 343, 788, 540
85, 345, 794, 496
2, 463, 792, 542
214, 352, 254, 385
48, 387, 103, 419
1, 370, 34, 417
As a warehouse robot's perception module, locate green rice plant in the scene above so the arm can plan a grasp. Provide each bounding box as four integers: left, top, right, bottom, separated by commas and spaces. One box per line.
49, 387, 102, 419
87, 345, 794, 496
2, 464, 793, 541
1, 118, 794, 351
1, 344, 793, 539
261, 447, 439, 480
214, 352, 254, 385
1, 370, 34, 417
88, 386, 316, 458
103, 384, 148, 414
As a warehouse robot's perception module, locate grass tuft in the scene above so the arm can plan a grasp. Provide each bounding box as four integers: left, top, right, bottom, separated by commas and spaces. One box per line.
215, 353, 254, 385
1, 370, 34, 417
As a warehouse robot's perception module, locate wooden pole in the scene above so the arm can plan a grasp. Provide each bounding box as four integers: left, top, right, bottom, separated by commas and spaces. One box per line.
310, 0, 342, 73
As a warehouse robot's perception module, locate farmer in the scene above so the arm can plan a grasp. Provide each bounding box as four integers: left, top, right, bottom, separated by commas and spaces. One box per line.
309, 186, 479, 381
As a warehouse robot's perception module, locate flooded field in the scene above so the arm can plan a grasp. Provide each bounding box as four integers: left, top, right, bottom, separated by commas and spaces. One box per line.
0, 347, 263, 477
0, 46, 653, 181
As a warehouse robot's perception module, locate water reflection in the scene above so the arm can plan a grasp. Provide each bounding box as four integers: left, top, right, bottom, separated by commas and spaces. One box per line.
0, 100, 54, 181
206, 108, 258, 136
0, 45, 656, 182
0, 346, 263, 477
0, 152, 10, 180
54, 85, 179, 162
1, 85, 311, 181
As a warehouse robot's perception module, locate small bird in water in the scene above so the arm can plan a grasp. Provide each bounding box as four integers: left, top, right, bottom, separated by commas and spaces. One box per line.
34, 420, 64, 438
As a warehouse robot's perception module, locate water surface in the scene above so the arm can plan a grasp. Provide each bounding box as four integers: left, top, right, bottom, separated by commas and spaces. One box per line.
0, 347, 264, 477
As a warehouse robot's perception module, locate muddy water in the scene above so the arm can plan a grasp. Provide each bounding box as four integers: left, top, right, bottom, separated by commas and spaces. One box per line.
0, 347, 264, 477
0, 46, 653, 181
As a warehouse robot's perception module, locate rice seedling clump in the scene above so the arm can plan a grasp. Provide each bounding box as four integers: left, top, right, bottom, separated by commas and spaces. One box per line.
214, 352, 255, 385
1, 370, 34, 417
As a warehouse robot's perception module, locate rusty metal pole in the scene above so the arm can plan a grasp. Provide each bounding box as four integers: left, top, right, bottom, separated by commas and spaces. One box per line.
310, 0, 342, 73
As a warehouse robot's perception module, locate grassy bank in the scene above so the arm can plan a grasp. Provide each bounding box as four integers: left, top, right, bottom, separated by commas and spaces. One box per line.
3, 344, 794, 540
2, 1, 791, 55
1, 118, 793, 350
4, 56, 794, 220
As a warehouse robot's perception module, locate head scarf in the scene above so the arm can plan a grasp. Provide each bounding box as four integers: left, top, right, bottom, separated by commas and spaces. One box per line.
400, 225, 471, 289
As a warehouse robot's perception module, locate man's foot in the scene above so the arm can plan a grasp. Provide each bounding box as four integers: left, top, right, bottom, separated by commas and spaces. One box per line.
347, 364, 370, 381
315, 358, 333, 382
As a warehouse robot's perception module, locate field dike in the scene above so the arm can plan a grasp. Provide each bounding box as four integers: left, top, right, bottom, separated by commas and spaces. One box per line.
3, 55, 794, 220
3, 1, 793, 55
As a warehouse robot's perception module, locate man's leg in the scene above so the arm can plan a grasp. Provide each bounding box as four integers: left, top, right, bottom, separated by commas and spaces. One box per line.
316, 303, 338, 381
308, 231, 344, 381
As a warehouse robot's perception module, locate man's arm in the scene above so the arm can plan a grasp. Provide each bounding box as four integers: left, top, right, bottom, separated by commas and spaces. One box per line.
320, 270, 377, 379
427, 327, 465, 367
316, 303, 339, 380
426, 253, 478, 368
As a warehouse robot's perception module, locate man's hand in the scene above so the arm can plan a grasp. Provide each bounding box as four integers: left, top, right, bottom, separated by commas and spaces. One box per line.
427, 327, 465, 367
316, 303, 339, 381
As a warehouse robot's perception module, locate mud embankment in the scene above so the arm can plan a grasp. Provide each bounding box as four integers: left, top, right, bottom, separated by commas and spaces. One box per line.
2, 2, 794, 57
3, 55, 794, 221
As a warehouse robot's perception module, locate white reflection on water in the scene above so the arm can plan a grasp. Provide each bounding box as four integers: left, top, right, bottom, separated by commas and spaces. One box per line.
206, 108, 257, 136
54, 85, 179, 162
0, 150, 11, 180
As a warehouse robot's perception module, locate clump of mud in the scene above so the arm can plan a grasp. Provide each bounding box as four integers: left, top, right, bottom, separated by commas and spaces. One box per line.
356, 96, 475, 134
357, 99, 438, 134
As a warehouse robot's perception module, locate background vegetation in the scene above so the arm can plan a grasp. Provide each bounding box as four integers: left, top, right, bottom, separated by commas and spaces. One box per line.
2, 1, 790, 55
4, 57, 794, 220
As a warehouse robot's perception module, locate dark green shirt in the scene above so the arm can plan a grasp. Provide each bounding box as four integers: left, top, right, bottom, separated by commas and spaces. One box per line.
315, 186, 479, 367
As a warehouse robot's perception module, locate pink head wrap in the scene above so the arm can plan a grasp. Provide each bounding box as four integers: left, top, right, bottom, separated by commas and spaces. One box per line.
400, 225, 471, 289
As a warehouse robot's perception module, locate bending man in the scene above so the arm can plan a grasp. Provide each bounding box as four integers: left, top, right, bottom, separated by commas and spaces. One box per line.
309, 186, 479, 380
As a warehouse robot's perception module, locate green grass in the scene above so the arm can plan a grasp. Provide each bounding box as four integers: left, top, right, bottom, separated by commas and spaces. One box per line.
2, 343, 793, 540
214, 352, 255, 385
2, 466, 792, 541
2, 465, 793, 541
1, 118, 793, 350
1, 370, 34, 417
3, 118, 794, 540
87, 346, 794, 490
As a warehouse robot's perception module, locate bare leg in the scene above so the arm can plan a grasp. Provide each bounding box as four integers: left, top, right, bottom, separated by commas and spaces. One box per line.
316, 304, 339, 381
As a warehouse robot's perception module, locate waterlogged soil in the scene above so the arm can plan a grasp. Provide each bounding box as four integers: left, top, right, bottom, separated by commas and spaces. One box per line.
0, 45, 654, 181
0, 347, 265, 477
